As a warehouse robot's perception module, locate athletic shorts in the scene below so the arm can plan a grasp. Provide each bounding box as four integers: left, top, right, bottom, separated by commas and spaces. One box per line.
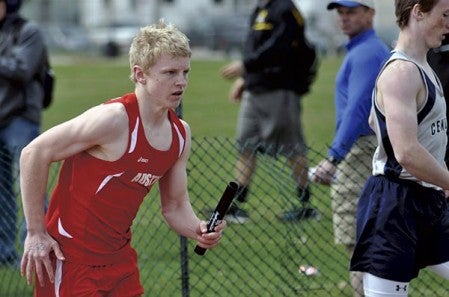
350, 175, 449, 282
235, 89, 307, 157
331, 135, 376, 245
35, 252, 144, 297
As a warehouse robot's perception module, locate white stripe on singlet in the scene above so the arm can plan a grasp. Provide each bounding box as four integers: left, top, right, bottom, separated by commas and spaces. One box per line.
55, 259, 63, 297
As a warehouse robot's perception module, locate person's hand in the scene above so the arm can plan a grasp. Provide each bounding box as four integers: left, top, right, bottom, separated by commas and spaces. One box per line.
195, 219, 227, 250
311, 159, 337, 185
220, 61, 244, 80
229, 78, 245, 102
21, 232, 65, 287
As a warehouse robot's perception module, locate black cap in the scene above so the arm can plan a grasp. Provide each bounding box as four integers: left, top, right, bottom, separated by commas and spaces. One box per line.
5, 0, 22, 14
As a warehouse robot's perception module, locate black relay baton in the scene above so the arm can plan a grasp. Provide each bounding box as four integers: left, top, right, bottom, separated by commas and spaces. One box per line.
194, 181, 238, 256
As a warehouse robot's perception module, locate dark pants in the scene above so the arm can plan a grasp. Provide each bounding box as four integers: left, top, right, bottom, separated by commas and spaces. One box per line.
0, 117, 39, 263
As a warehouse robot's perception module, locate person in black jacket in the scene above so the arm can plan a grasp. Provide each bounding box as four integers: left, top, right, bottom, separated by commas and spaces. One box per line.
220, 0, 317, 223
0, 0, 47, 267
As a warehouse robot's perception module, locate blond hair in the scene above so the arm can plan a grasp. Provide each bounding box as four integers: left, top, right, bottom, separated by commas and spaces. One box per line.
129, 20, 191, 82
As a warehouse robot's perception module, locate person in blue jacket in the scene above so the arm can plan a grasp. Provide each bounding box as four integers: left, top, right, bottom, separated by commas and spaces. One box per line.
312, 1, 390, 296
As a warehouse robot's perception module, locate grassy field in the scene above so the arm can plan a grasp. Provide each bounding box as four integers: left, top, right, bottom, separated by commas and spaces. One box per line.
0, 54, 341, 296
1, 53, 446, 296
44, 54, 340, 151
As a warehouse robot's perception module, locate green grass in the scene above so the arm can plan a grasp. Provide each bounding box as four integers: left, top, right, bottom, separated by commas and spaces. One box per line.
0, 57, 345, 296
43, 55, 339, 148
2, 54, 445, 296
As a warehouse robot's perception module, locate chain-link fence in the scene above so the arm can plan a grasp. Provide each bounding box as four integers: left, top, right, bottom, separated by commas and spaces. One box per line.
0, 137, 447, 296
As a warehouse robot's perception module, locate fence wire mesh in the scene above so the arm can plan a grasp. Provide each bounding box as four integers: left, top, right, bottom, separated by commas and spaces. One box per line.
0, 137, 446, 296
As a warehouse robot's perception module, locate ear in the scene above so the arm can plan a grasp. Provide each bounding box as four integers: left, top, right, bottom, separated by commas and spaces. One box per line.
366, 7, 375, 19
412, 3, 424, 21
133, 65, 146, 84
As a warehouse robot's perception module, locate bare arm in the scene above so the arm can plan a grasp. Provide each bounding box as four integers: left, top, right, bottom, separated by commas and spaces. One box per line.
158, 121, 225, 250
20, 102, 128, 286
378, 61, 449, 190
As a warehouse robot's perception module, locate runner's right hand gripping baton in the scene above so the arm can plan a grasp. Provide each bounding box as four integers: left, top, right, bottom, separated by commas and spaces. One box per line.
194, 181, 238, 256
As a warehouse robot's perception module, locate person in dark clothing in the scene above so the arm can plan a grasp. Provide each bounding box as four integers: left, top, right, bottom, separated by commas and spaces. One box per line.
220, 0, 317, 223
0, 0, 47, 266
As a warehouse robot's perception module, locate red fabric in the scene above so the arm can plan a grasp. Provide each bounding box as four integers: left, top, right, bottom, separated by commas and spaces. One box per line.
45, 93, 186, 265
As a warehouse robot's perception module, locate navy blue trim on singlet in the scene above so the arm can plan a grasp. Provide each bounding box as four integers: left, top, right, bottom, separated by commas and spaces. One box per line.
376, 66, 437, 178
374, 104, 402, 177
417, 73, 436, 124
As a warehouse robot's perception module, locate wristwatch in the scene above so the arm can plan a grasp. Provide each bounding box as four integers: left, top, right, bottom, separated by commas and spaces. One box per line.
326, 156, 341, 166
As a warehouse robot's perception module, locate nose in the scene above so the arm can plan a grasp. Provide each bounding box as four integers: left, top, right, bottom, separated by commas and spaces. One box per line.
176, 74, 188, 87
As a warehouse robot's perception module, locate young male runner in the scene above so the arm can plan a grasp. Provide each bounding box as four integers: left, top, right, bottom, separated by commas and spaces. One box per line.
19, 21, 226, 296
350, 0, 449, 295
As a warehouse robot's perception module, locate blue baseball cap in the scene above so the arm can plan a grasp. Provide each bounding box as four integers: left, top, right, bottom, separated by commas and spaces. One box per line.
327, 0, 374, 10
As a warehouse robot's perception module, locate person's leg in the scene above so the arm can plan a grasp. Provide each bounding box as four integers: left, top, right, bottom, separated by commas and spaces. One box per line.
289, 154, 309, 195
48, 258, 144, 297
282, 91, 309, 198
331, 175, 363, 295
351, 176, 428, 297
289, 154, 311, 207
276, 155, 316, 221
427, 261, 449, 280
235, 151, 257, 202
350, 271, 364, 297
110, 257, 145, 297
0, 134, 16, 265
228, 90, 260, 223
271, 91, 314, 221
347, 245, 364, 297
223, 151, 255, 223
329, 136, 375, 294
225, 151, 255, 224
363, 273, 409, 297
1, 117, 40, 265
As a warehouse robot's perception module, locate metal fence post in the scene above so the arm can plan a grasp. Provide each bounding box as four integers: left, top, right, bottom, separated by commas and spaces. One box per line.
180, 236, 190, 297
175, 102, 190, 297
